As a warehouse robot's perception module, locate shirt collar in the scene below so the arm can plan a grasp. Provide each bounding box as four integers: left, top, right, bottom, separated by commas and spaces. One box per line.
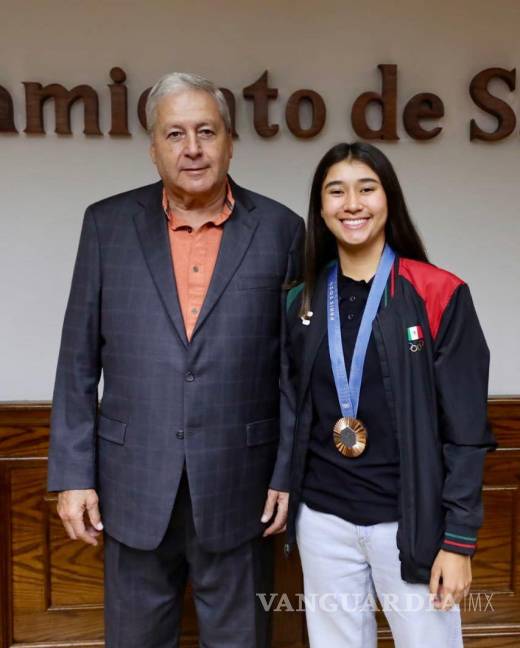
162, 181, 235, 231
338, 272, 372, 300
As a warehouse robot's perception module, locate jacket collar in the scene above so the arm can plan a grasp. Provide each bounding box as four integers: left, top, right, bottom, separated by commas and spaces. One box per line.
133, 177, 260, 346
296, 256, 400, 406
297, 268, 329, 406
191, 177, 260, 338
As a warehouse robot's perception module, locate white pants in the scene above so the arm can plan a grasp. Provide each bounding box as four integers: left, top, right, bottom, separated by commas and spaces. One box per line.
296, 503, 463, 648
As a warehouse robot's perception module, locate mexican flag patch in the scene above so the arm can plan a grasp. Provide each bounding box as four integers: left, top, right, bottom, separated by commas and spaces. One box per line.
407, 325, 424, 342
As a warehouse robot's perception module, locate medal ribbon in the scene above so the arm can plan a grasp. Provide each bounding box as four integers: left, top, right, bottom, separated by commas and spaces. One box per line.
327, 244, 395, 420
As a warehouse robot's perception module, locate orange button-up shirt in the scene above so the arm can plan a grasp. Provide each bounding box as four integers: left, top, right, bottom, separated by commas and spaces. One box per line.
163, 183, 235, 341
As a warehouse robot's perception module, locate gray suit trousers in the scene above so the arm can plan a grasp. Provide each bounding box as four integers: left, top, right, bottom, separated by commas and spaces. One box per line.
103, 472, 274, 648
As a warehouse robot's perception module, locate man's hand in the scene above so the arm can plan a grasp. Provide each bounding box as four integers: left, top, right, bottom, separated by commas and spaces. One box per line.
261, 489, 289, 537
429, 549, 472, 611
57, 489, 104, 546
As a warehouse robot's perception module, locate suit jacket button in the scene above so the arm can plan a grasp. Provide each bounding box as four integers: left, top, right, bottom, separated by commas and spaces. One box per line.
185, 371, 195, 382
176, 429, 184, 439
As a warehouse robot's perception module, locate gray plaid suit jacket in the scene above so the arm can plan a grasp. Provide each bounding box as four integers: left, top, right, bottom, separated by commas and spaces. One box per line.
47, 178, 304, 552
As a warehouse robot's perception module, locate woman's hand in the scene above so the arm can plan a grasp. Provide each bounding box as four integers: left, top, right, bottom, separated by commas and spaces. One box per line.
429, 549, 472, 610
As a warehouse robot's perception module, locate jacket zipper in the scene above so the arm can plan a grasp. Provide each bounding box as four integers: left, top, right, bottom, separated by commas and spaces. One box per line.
373, 312, 412, 564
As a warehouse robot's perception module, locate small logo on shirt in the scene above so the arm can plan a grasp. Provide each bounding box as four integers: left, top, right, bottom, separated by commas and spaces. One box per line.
407, 325, 424, 352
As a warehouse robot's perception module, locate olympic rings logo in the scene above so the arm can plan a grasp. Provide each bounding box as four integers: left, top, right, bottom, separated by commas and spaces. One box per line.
408, 340, 425, 353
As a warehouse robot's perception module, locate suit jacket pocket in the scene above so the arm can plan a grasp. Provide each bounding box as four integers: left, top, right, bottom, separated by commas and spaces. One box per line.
235, 275, 281, 291
97, 413, 127, 445
246, 418, 280, 446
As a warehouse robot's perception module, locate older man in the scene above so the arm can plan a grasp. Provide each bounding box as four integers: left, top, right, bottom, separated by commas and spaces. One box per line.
48, 72, 304, 648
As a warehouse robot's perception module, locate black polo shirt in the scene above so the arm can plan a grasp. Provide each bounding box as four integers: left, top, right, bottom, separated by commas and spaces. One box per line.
301, 272, 399, 526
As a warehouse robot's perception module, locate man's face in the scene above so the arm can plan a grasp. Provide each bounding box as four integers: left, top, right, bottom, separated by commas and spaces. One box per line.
150, 89, 233, 202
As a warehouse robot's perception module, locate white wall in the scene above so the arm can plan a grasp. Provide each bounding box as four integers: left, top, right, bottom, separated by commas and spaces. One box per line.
1, 0, 519, 398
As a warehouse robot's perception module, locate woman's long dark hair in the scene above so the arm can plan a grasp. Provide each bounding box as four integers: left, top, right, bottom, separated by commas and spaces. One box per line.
300, 142, 428, 316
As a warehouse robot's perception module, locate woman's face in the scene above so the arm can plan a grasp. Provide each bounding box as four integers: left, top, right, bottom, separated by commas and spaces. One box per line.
320, 159, 388, 251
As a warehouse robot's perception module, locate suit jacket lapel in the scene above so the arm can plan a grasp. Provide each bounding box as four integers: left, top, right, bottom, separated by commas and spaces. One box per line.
191, 181, 260, 338
297, 270, 329, 407
133, 181, 188, 348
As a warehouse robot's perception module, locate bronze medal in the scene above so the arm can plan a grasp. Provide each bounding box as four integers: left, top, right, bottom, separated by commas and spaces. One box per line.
326, 248, 394, 459
333, 417, 367, 458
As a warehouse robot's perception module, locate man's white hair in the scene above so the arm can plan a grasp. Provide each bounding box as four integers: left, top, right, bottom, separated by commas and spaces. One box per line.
145, 72, 231, 133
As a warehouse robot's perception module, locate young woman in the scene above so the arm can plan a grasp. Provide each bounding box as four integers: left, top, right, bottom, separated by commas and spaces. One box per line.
284, 142, 495, 647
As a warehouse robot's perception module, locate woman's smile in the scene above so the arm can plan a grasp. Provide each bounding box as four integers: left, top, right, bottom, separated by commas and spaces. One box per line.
339, 216, 372, 229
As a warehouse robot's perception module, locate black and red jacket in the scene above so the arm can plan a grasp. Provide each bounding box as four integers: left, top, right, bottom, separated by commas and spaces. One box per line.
284, 256, 496, 584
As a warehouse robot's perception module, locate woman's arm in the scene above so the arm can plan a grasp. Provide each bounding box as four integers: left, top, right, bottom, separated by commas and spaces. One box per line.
431, 283, 496, 608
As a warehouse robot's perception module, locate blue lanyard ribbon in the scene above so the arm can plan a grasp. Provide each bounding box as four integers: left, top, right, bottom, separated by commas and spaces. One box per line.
327, 245, 395, 420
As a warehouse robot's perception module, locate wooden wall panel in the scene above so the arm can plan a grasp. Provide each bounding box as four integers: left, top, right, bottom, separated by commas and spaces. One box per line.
472, 488, 515, 591
1, 399, 520, 648
10, 464, 104, 644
